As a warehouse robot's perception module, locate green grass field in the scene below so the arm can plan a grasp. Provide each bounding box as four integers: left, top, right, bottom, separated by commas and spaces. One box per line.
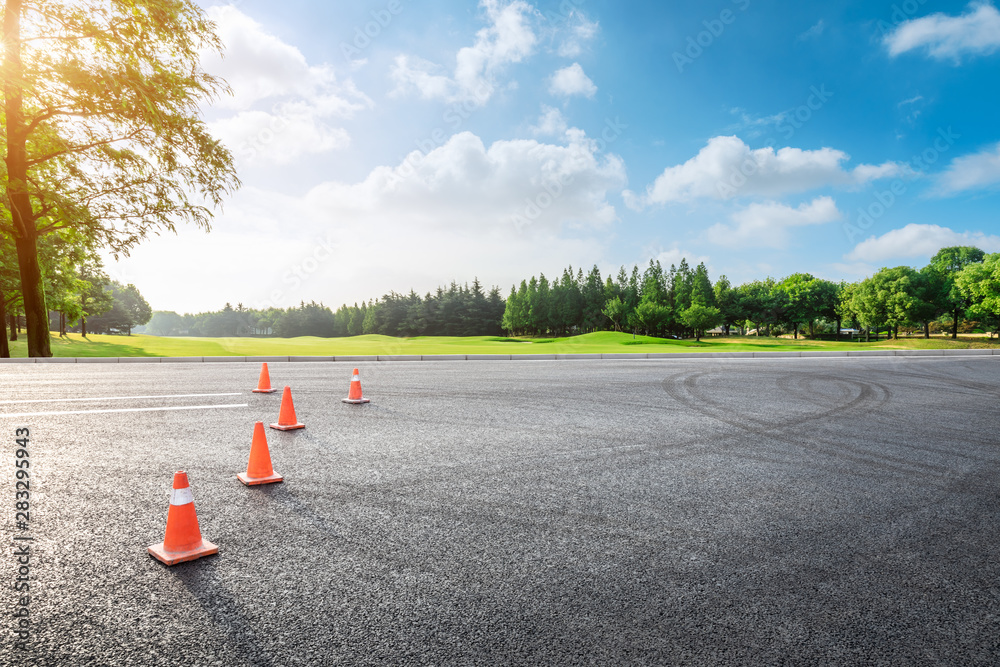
3, 331, 998, 358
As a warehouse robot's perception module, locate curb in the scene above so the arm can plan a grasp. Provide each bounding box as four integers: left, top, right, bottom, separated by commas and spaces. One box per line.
1, 349, 997, 363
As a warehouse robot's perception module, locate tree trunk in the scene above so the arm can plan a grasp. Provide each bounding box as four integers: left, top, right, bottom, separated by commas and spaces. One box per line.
793, 324, 798, 339
836, 316, 842, 339
865, 328, 870, 343
81, 316, 87, 337
5, 0, 50, 357
60, 312, 67, 337
8, 313, 16, 341
924, 322, 930, 339
952, 308, 960, 339
0, 293, 9, 358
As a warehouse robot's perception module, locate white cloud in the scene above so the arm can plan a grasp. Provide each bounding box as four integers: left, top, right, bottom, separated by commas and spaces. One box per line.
884, 2, 1000, 61
548, 63, 597, 98
312, 129, 625, 232
391, 0, 537, 106
204, 6, 370, 113
531, 105, 568, 136
626, 136, 906, 207
203, 6, 371, 165
557, 12, 599, 57
933, 142, 1000, 195
111, 128, 626, 311
210, 109, 351, 166
846, 224, 1000, 262
705, 197, 842, 249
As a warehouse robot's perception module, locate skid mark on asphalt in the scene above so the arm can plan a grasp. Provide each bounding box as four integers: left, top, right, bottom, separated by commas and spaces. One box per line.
659, 370, 958, 484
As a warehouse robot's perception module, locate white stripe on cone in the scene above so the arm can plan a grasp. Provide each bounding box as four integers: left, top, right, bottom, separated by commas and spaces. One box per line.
170, 487, 194, 506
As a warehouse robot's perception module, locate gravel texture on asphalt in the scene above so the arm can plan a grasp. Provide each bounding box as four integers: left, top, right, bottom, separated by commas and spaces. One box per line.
1, 357, 999, 665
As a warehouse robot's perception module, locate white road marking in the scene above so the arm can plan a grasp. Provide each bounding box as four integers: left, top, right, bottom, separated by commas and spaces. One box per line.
0, 392, 243, 405
1, 404, 249, 418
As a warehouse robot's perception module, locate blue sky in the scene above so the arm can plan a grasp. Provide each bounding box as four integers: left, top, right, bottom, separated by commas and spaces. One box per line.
109, 0, 1000, 312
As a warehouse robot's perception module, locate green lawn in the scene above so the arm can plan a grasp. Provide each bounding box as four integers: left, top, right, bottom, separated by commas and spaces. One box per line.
3, 331, 998, 358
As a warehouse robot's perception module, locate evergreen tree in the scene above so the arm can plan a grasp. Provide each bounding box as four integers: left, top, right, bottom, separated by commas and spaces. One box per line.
672, 258, 694, 317
691, 262, 715, 307
581, 266, 605, 332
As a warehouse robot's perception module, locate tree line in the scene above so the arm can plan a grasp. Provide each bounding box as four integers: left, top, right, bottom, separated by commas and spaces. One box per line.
144, 280, 507, 339
501, 246, 999, 342
129, 245, 999, 345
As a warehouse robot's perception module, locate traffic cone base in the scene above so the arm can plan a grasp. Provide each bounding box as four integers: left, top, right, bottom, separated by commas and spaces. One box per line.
237, 470, 284, 486
269, 421, 304, 431
341, 397, 370, 404
252, 362, 278, 393
148, 539, 219, 566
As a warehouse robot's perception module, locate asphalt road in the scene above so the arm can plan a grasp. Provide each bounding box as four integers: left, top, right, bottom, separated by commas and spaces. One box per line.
1, 357, 999, 665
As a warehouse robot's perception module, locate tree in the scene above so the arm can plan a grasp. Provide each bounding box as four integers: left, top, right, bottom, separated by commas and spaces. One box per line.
908, 268, 948, 338
739, 279, 784, 336
530, 274, 552, 335
147, 311, 185, 336
713, 276, 742, 336
672, 259, 693, 316
75, 266, 114, 337
362, 300, 379, 335
1, 0, 239, 356
836, 281, 858, 336
850, 268, 914, 341
557, 267, 583, 333
779, 273, 812, 338
633, 297, 670, 336
87, 281, 151, 335
602, 296, 626, 332
581, 266, 605, 332
680, 304, 722, 342
811, 279, 842, 337
956, 253, 1000, 336
929, 246, 986, 339
691, 262, 715, 308
779, 273, 838, 338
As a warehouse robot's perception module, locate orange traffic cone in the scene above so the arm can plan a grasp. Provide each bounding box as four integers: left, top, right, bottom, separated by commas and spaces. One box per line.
270, 386, 305, 430
342, 368, 370, 404
238, 422, 283, 486
148, 471, 219, 566
252, 362, 277, 394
